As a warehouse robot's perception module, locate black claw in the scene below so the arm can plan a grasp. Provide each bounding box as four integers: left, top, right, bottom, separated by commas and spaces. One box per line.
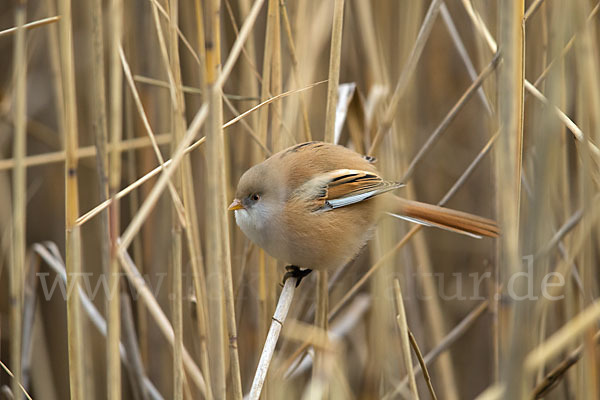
281, 266, 312, 287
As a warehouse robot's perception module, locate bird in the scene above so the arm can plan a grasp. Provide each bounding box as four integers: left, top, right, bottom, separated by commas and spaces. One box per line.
228, 141, 499, 286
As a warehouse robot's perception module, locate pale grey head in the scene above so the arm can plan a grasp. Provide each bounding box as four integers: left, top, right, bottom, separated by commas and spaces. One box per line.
229, 162, 286, 251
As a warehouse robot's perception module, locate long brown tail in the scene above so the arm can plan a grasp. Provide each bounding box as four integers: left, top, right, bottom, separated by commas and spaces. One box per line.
389, 197, 500, 238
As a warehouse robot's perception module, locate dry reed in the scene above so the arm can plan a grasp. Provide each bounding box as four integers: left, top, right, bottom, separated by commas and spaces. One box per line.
1, 1, 599, 399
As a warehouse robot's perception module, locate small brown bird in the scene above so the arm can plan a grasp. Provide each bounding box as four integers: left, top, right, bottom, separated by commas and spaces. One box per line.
229, 141, 498, 285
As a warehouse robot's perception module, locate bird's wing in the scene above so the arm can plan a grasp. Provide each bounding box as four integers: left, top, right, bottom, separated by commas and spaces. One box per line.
296, 169, 403, 211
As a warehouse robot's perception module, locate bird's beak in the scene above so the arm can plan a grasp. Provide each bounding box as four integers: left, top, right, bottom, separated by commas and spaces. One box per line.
228, 198, 244, 211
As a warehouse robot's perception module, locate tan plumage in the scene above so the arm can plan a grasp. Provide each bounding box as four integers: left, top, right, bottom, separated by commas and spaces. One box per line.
229, 141, 498, 272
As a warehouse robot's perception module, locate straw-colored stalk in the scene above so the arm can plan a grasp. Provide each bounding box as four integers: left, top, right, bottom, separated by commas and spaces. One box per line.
323, 0, 345, 143
460, 2, 593, 160
178, 4, 213, 395
10, 4, 26, 400
393, 280, 419, 399
270, 0, 283, 150
0, 15, 60, 38
279, 0, 311, 141
113, 91, 210, 399
32, 243, 161, 398
570, 1, 600, 396
108, 0, 123, 397
525, 301, 600, 374
204, 0, 228, 397
313, 270, 329, 394
496, 1, 525, 397
0, 361, 32, 400
171, 229, 184, 400
118, 45, 187, 227
168, 0, 186, 397
44, 0, 65, 152
58, 0, 85, 397
0, 134, 172, 172
328, 131, 499, 321
121, 89, 150, 369
74, 81, 322, 229
90, 0, 109, 226
368, 0, 442, 156
196, 2, 271, 395
230, 0, 260, 148
311, 1, 345, 391
90, 0, 121, 397
408, 331, 438, 400
386, 300, 490, 399
257, 0, 277, 147
249, 277, 298, 399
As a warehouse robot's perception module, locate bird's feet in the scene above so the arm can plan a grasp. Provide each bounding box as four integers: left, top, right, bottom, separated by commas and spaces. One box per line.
281, 265, 313, 287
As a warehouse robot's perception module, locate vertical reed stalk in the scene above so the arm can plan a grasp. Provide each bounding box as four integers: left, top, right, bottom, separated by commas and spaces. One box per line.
90, 0, 109, 277
11, 4, 26, 400
90, 0, 120, 397
213, 11, 245, 397
168, 0, 185, 398
191, 5, 214, 396
107, 0, 123, 398
270, 0, 283, 149
573, 1, 600, 397
255, 0, 278, 392
205, 1, 228, 398
314, 2, 345, 392
323, 0, 345, 143
171, 229, 183, 400
58, 0, 85, 397
258, 0, 277, 147
279, 0, 311, 141
496, 0, 525, 397
236, 0, 263, 152
45, 0, 65, 148
313, 270, 329, 396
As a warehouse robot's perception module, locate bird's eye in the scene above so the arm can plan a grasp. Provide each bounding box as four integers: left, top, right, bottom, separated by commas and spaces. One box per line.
251, 193, 260, 201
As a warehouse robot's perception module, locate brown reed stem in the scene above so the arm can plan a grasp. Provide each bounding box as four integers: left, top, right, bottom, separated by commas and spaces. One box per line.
57, 0, 86, 397
107, 0, 123, 397
10, 4, 26, 400
323, 0, 345, 143
393, 280, 419, 400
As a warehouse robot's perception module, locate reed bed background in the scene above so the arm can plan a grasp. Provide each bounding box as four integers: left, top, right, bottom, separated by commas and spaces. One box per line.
0, 0, 599, 399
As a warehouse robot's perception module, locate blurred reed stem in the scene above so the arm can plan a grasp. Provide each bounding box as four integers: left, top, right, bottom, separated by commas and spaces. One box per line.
258, 0, 277, 147
368, 0, 442, 156
44, 0, 65, 149
170, 229, 183, 400
168, 0, 185, 398
279, 0, 312, 141
270, 0, 283, 150
188, 3, 214, 393
10, 4, 26, 400
314, 1, 345, 390
3, 1, 600, 398
572, 1, 600, 396
496, 0, 525, 397
232, 0, 261, 150
313, 270, 329, 397
107, 0, 123, 397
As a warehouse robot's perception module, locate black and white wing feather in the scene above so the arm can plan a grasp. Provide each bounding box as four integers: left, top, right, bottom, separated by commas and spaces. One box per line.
296, 169, 403, 212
